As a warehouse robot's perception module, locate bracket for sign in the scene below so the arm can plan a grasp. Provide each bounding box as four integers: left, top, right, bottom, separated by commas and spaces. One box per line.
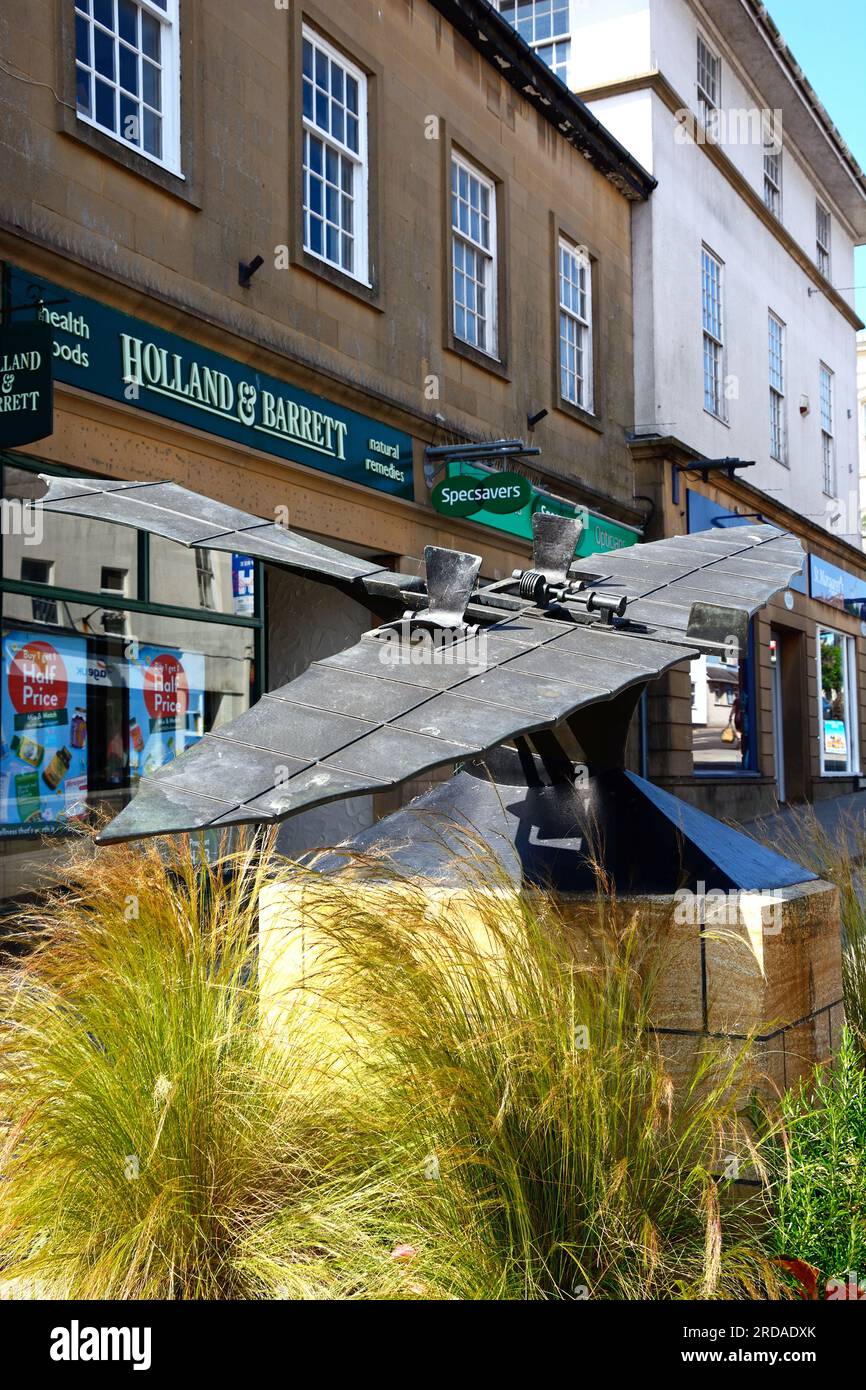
1, 294, 69, 322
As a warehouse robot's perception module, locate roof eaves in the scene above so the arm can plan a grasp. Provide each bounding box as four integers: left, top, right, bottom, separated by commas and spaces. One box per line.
427, 0, 657, 201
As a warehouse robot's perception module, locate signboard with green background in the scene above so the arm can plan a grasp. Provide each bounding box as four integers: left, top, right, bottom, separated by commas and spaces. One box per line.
4, 264, 413, 500
439, 461, 639, 556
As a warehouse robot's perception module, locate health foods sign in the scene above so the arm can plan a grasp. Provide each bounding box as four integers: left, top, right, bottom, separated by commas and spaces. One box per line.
0, 321, 53, 448
5, 266, 412, 500
442, 461, 639, 556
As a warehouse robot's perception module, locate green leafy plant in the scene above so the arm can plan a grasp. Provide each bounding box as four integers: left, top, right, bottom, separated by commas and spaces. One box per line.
765, 1026, 866, 1285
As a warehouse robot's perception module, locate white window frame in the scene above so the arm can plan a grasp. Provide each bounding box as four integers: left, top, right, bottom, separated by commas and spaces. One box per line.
816, 200, 832, 278
451, 150, 498, 359
301, 25, 370, 286
768, 311, 786, 464
494, 1, 572, 84
820, 362, 835, 496
701, 246, 726, 422
558, 235, 593, 413
696, 32, 720, 132
817, 627, 859, 777
763, 137, 782, 218
74, 0, 182, 176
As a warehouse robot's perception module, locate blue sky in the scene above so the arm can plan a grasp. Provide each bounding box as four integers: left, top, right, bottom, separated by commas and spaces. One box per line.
767, 0, 866, 321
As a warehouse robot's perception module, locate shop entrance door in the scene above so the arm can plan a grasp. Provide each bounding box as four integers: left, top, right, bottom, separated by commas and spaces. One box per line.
770, 626, 809, 804
770, 628, 785, 803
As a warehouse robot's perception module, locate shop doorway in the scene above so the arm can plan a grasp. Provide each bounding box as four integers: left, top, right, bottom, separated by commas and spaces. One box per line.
769, 626, 808, 804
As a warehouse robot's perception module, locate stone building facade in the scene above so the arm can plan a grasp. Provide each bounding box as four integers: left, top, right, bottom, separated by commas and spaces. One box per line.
0, 0, 651, 896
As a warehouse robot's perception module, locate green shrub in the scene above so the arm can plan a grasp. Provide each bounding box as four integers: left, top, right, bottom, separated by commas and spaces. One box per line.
766, 1026, 866, 1284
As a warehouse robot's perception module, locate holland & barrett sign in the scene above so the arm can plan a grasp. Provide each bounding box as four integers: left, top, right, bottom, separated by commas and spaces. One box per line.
0, 321, 53, 448
5, 265, 412, 500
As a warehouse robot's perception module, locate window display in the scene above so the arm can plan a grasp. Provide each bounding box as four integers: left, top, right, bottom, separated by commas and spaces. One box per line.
0, 461, 263, 840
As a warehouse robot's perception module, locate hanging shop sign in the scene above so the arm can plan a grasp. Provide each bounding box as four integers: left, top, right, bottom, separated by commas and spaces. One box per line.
443, 461, 639, 556
809, 554, 866, 619
0, 631, 89, 834
431, 471, 531, 519
0, 320, 53, 448
5, 265, 413, 500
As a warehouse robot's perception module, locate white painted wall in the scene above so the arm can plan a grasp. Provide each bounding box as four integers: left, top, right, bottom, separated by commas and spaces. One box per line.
552, 0, 863, 545
858, 334, 866, 534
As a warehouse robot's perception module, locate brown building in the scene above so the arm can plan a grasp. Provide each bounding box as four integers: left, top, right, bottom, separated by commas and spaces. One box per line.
0, 0, 652, 897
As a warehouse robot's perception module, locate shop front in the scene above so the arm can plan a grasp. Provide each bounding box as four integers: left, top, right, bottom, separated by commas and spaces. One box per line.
633, 439, 866, 820
1, 256, 593, 897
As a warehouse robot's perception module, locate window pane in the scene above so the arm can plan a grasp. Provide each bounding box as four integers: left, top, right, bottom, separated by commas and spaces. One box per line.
141, 10, 160, 60
691, 635, 753, 771
94, 26, 115, 80
142, 58, 160, 108
142, 106, 161, 157
119, 43, 138, 94
76, 65, 92, 116
93, 0, 114, 29
118, 0, 137, 45
94, 77, 116, 131
75, 14, 91, 63
819, 630, 851, 772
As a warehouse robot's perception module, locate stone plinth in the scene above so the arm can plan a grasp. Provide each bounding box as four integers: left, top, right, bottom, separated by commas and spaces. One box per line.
259, 876, 844, 1097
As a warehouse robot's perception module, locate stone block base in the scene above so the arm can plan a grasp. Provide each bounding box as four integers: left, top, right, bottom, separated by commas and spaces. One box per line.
259, 875, 844, 1097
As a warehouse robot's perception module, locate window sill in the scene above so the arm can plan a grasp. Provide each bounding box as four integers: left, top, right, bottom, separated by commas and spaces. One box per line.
446, 334, 510, 382
555, 398, 603, 435
293, 247, 382, 309
59, 114, 200, 209
703, 407, 730, 427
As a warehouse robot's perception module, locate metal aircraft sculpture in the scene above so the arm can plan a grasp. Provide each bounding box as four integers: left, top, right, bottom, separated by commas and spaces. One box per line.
36, 472, 814, 894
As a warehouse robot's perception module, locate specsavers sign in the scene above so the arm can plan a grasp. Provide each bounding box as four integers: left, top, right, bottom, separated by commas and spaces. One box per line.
442, 461, 639, 557
5, 265, 413, 500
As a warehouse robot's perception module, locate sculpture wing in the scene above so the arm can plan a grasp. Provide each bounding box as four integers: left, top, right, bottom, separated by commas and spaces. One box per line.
36, 474, 397, 593
96, 525, 803, 842
33, 477, 804, 842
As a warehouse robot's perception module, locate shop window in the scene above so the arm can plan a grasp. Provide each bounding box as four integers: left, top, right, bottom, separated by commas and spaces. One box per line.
818, 628, 858, 775
74, 0, 181, 173
149, 536, 254, 616
301, 26, 369, 284
0, 463, 262, 839
690, 624, 756, 773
